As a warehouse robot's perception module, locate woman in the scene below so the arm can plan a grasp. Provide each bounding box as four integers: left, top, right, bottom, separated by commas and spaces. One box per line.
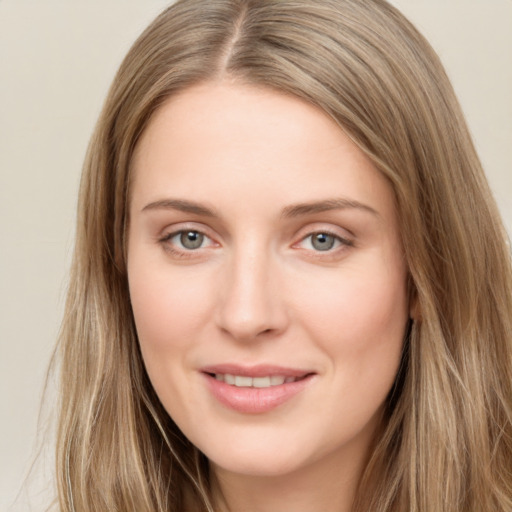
54, 0, 512, 510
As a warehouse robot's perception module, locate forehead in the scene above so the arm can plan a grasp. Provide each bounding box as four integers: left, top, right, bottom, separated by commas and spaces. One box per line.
130, 81, 395, 221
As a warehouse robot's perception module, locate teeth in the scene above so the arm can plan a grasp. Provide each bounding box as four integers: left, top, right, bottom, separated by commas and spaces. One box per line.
235, 376, 252, 387
270, 376, 286, 386
214, 373, 298, 388
253, 377, 271, 388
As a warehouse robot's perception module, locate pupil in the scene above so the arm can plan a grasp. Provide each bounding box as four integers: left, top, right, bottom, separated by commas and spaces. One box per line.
181, 231, 203, 249
312, 233, 335, 251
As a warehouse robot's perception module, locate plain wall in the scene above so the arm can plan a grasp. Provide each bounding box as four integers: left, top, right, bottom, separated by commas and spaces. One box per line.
1, 1, 510, 510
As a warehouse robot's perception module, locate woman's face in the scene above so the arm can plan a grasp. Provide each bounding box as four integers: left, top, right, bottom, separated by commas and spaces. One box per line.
128, 82, 410, 480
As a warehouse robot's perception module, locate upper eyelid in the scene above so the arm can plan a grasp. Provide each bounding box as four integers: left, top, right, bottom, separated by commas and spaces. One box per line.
159, 222, 216, 239
161, 228, 215, 244
305, 231, 350, 241
293, 222, 355, 241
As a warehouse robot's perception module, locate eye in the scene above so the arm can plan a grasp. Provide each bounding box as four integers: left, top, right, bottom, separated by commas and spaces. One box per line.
162, 230, 214, 251
309, 233, 338, 251
298, 231, 352, 252
177, 230, 206, 250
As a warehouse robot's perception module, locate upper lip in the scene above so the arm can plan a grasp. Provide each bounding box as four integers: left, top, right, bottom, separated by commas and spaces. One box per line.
200, 364, 314, 378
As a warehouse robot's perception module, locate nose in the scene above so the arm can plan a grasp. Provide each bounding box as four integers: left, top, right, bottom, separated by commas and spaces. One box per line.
215, 245, 289, 342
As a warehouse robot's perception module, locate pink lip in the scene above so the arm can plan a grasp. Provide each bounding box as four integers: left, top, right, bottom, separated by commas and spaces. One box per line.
200, 364, 315, 414
201, 363, 311, 378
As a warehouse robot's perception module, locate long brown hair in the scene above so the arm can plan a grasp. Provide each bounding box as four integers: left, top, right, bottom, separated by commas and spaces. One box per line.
54, 1, 512, 510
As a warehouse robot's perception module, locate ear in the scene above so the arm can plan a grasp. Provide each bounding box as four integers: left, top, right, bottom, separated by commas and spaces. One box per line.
407, 277, 421, 321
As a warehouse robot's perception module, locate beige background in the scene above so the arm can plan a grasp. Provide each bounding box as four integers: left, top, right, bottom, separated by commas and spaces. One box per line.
1, 1, 510, 510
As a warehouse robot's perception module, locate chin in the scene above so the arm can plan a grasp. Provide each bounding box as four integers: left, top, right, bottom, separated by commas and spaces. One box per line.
198, 429, 339, 481
209, 452, 310, 479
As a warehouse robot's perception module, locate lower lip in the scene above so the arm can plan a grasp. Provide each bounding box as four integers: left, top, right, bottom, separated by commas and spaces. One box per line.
203, 373, 314, 414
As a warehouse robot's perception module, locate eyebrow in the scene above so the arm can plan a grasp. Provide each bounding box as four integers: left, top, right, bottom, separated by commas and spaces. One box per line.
281, 198, 379, 218
141, 197, 379, 218
141, 199, 217, 216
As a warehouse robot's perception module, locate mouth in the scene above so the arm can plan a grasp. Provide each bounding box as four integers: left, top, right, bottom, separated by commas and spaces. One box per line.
200, 365, 315, 414
206, 373, 309, 388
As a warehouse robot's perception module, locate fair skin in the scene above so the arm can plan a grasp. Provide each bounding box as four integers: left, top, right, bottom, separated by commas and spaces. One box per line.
127, 81, 410, 512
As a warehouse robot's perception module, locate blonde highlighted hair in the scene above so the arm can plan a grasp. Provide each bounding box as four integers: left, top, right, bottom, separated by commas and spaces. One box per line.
53, 0, 512, 510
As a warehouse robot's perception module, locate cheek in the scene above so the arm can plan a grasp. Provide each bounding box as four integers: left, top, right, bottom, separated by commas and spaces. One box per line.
128, 261, 214, 358
127, 263, 217, 416
297, 271, 408, 436
298, 268, 407, 339
292, 258, 408, 384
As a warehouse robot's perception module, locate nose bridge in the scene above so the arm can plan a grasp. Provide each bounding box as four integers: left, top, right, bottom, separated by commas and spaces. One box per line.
216, 239, 286, 340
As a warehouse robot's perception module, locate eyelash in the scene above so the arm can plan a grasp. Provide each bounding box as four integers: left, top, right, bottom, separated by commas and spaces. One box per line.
158, 228, 354, 259
159, 229, 216, 258
295, 231, 354, 253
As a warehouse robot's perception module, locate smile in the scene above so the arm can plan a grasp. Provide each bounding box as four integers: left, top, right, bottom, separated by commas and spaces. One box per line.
201, 365, 315, 414
212, 374, 301, 387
